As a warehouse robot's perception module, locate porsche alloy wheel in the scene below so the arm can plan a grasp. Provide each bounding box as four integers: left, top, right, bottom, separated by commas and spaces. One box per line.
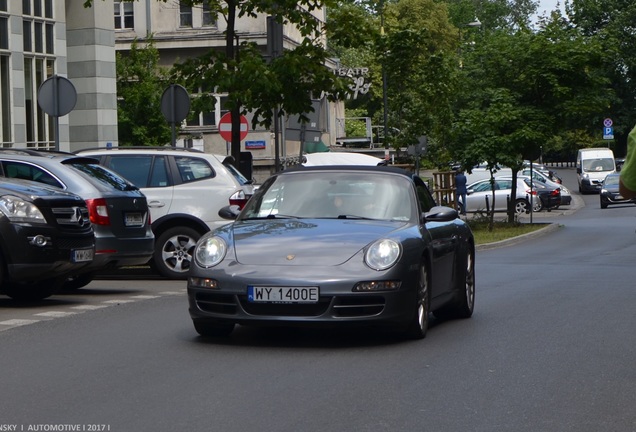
457, 247, 476, 318
405, 261, 430, 339
434, 246, 475, 320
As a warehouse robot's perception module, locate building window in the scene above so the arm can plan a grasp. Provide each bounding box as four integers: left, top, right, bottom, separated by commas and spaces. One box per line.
1, 55, 10, 144
114, 1, 134, 30
202, 1, 216, 27
186, 88, 218, 127
23, 0, 55, 55
179, 4, 192, 28
24, 57, 55, 149
0, 1, 6, 12
0, 17, 7, 49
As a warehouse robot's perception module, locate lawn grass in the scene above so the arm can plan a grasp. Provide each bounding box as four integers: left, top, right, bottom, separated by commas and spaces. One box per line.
467, 219, 548, 245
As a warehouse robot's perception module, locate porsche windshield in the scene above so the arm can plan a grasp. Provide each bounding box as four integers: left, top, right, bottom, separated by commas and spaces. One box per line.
240, 171, 414, 221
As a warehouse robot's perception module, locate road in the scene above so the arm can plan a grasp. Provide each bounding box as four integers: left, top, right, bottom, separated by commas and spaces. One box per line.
2, 168, 636, 432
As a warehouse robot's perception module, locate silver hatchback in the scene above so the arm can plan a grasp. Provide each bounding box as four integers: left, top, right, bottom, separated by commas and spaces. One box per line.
0, 149, 154, 289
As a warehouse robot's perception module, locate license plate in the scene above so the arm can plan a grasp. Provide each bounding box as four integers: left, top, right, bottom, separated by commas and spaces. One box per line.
247, 286, 319, 303
72, 248, 94, 263
125, 212, 144, 227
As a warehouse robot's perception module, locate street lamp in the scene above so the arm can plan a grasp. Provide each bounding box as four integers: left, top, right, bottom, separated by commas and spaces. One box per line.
458, 18, 482, 68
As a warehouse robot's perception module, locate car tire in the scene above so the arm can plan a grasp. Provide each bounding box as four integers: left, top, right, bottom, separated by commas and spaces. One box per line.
62, 272, 95, 291
434, 245, 475, 320
514, 199, 529, 214
193, 320, 235, 337
153, 226, 201, 279
2, 278, 63, 301
533, 199, 543, 212
600, 200, 608, 209
405, 260, 430, 340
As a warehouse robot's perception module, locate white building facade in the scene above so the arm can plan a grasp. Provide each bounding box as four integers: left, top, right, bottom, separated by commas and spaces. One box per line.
0, 0, 344, 178
0, 0, 117, 151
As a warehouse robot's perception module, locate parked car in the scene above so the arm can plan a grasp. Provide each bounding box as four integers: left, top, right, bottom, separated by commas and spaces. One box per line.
461, 177, 539, 215
0, 149, 154, 289
600, 173, 636, 208
520, 168, 571, 206
76, 147, 254, 279
0, 178, 95, 300
187, 165, 475, 339
521, 177, 562, 211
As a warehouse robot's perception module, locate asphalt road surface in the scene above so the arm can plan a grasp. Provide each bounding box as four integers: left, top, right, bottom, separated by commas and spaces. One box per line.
2, 167, 636, 432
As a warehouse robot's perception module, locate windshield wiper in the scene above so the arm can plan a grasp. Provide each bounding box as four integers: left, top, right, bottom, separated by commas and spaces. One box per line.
336, 214, 375, 220
243, 214, 299, 220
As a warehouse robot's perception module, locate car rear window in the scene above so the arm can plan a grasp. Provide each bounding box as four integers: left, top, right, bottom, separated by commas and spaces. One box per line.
66, 161, 138, 191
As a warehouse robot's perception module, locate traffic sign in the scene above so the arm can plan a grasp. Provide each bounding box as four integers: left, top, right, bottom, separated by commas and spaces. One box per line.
603, 126, 614, 140
604, 118, 613, 128
219, 112, 249, 142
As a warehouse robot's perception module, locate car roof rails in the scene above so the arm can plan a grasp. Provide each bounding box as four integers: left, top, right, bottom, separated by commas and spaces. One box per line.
75, 146, 204, 154
0, 148, 76, 157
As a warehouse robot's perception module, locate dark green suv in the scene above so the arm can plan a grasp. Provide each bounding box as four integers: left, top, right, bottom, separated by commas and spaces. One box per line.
0, 178, 95, 300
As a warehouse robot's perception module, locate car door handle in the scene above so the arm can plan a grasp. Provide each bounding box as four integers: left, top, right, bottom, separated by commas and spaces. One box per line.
148, 201, 166, 208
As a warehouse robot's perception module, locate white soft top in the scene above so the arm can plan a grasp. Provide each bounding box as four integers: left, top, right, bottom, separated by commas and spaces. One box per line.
303, 152, 384, 166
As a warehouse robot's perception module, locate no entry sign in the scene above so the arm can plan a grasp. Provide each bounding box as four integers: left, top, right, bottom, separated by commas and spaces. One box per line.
219, 112, 249, 142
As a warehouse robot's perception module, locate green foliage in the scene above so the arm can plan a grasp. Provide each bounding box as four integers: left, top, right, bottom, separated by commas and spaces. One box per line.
116, 39, 173, 146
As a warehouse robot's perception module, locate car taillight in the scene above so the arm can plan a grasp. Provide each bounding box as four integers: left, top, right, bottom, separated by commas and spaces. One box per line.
551, 189, 560, 196
526, 189, 537, 196
229, 190, 250, 209
86, 198, 110, 226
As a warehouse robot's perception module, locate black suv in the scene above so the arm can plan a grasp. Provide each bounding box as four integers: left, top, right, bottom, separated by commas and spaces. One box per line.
0, 178, 95, 300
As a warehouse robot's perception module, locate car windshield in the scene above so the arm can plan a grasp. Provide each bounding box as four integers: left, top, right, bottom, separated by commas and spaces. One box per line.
604, 174, 619, 186
582, 158, 614, 172
240, 171, 414, 221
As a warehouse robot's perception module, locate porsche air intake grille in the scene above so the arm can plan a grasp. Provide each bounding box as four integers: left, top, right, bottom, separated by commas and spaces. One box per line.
332, 296, 385, 317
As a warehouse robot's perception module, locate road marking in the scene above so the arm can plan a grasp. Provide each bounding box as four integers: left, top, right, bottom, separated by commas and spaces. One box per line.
103, 299, 136, 304
71, 305, 109, 310
130, 295, 160, 299
35, 311, 77, 318
0, 319, 40, 326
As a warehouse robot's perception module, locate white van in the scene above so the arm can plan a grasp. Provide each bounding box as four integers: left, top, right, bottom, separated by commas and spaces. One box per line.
576, 148, 616, 193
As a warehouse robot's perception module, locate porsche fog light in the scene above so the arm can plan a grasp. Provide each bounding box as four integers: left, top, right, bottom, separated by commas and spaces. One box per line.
194, 236, 227, 268
353, 280, 402, 292
365, 239, 401, 271
189, 277, 219, 289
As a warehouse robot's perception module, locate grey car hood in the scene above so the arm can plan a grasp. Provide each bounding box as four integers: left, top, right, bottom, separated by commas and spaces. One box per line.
230, 219, 406, 266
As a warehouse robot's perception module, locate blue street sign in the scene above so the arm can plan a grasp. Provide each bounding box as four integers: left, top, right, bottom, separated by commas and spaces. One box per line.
603, 126, 614, 140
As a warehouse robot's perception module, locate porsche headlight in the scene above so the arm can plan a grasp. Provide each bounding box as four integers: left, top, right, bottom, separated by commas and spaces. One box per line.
0, 195, 46, 223
365, 239, 401, 271
194, 236, 227, 268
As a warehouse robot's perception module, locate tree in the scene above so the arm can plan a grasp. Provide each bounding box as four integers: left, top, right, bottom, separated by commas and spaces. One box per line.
451, 22, 615, 222
567, 0, 636, 155
84, 0, 350, 168
115, 39, 173, 147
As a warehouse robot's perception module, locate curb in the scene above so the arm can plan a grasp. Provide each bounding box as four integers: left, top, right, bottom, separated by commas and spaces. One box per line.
476, 222, 562, 251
